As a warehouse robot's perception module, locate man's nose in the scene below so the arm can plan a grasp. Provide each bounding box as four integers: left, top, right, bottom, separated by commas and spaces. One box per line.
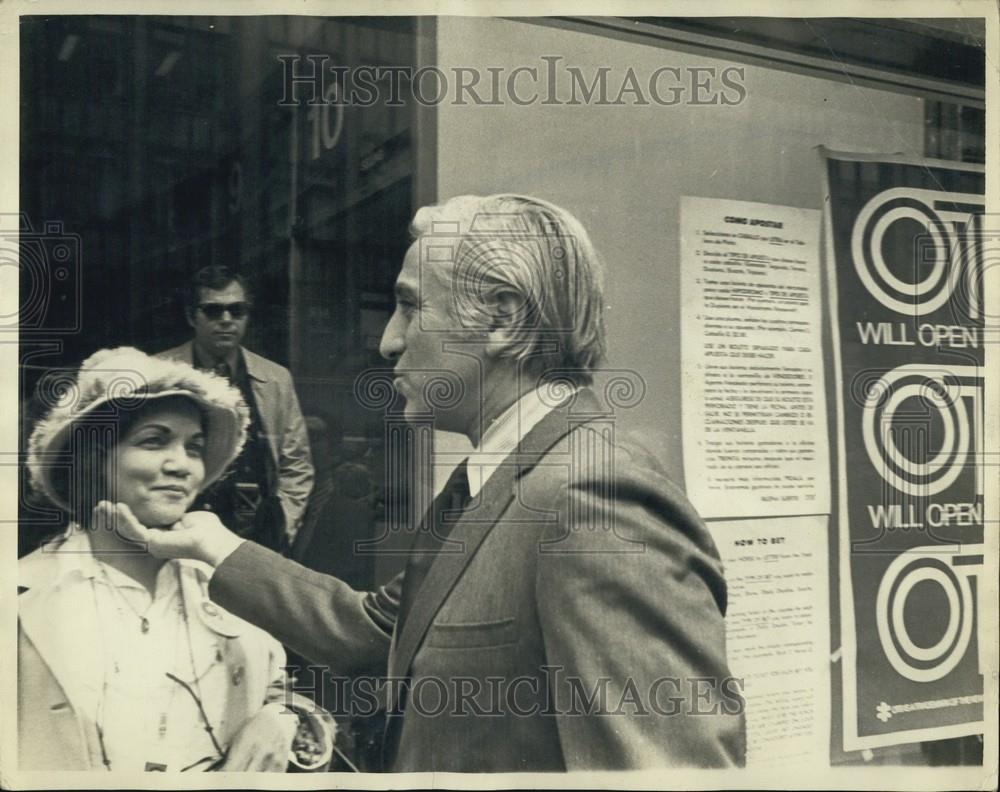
379, 311, 405, 362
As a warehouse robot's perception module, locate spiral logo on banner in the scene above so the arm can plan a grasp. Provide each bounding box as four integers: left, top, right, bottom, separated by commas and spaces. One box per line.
876, 544, 983, 682
851, 187, 984, 316
862, 364, 983, 498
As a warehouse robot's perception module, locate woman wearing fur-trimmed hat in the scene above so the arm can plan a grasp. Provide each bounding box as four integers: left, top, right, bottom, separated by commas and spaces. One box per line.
18, 347, 328, 772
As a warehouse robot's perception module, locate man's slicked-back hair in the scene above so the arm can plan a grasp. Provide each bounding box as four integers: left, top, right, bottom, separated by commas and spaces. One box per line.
185, 265, 250, 316
409, 194, 607, 386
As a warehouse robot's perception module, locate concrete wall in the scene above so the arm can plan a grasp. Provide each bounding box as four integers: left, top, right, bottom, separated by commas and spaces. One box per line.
431, 16, 926, 486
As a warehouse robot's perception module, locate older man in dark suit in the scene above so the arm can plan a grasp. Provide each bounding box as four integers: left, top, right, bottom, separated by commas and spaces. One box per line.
117, 194, 745, 772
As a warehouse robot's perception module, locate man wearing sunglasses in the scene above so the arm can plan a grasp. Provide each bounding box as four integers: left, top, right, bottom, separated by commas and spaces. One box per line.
157, 265, 314, 553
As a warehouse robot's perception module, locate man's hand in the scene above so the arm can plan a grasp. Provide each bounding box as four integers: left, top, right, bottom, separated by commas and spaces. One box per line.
94, 501, 246, 568
218, 703, 297, 772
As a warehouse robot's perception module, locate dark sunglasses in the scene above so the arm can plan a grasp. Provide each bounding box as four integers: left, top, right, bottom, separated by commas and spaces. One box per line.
198, 301, 250, 320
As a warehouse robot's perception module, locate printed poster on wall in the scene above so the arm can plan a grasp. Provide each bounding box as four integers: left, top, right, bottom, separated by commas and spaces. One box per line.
711, 515, 831, 768
680, 196, 829, 519
823, 149, 986, 751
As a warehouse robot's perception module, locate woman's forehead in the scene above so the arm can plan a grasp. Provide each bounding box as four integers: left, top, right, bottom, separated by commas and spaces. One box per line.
125, 399, 204, 431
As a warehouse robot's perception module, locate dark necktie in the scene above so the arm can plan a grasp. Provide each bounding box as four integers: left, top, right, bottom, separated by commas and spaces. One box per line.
395, 459, 470, 637
213, 361, 232, 381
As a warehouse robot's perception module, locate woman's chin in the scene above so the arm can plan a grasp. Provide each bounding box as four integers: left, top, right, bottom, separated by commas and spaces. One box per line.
131, 506, 187, 529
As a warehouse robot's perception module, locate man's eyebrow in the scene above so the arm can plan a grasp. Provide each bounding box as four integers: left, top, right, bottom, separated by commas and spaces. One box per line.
394, 282, 418, 301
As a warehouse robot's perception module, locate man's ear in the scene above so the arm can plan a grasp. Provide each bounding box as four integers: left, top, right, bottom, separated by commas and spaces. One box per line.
186, 288, 203, 329
484, 289, 524, 358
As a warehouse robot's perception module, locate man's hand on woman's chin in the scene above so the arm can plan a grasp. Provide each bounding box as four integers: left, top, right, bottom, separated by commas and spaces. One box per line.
92, 500, 246, 569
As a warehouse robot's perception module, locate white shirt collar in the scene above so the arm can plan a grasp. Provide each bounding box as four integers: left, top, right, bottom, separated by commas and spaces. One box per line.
466, 386, 570, 498
23, 524, 214, 592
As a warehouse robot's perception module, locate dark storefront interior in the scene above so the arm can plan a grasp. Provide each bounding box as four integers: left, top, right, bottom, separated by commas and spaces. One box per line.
19, 17, 418, 590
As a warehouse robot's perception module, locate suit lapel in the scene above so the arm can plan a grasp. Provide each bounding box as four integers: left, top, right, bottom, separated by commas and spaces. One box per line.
387, 389, 601, 683
171, 340, 195, 364
387, 466, 515, 679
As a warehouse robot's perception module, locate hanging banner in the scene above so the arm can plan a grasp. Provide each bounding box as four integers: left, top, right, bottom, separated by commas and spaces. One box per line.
823, 150, 986, 751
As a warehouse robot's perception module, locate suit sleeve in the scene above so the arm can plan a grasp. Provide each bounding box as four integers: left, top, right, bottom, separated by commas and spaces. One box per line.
275, 373, 314, 544
209, 541, 398, 678
534, 440, 746, 769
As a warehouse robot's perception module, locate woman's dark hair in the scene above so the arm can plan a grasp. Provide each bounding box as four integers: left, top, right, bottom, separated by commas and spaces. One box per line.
48, 395, 206, 525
